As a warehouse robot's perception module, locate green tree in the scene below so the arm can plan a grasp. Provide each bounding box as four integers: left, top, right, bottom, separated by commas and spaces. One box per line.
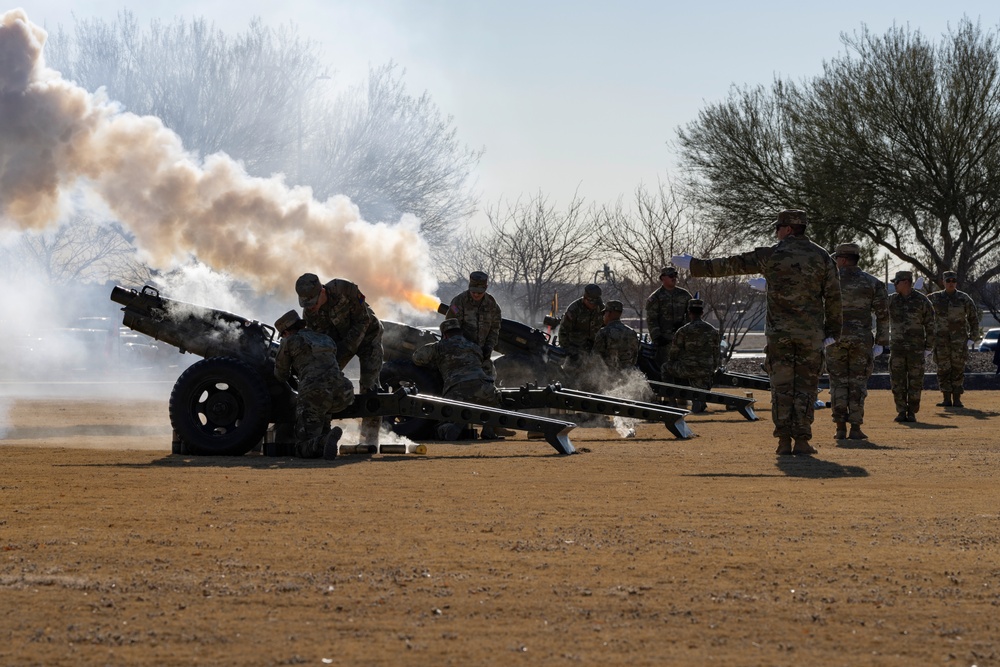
677, 18, 1000, 300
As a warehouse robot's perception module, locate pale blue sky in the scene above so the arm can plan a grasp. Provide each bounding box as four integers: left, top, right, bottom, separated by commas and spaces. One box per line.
17, 0, 1000, 222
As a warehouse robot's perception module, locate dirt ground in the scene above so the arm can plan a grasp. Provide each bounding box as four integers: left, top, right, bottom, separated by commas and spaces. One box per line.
2, 386, 1000, 666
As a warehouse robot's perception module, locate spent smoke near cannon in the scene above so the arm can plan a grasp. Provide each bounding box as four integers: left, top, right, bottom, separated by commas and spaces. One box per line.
0, 9, 438, 314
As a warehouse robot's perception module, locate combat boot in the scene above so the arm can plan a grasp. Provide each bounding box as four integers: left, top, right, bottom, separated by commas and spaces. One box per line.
322, 426, 343, 461
848, 424, 868, 440
792, 439, 818, 456
905, 411, 917, 422
834, 422, 847, 440
775, 436, 792, 455
953, 394, 965, 408
894, 412, 907, 423
691, 400, 707, 414
937, 392, 953, 407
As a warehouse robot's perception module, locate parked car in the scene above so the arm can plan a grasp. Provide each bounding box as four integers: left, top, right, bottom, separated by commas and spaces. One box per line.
977, 328, 1000, 352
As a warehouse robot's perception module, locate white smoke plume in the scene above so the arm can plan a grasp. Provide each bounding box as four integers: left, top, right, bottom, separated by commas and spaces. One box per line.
0, 10, 439, 316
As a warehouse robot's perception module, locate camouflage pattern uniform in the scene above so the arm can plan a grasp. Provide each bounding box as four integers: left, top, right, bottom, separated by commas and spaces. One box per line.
667, 318, 721, 392
413, 327, 501, 440
927, 283, 979, 398
302, 279, 384, 391
446, 290, 501, 377
827, 264, 889, 427
558, 297, 605, 358
274, 329, 355, 458
593, 319, 640, 370
887, 284, 935, 417
646, 283, 692, 378
689, 229, 841, 444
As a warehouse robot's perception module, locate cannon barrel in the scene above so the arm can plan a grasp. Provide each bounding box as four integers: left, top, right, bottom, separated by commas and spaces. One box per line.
110, 285, 275, 367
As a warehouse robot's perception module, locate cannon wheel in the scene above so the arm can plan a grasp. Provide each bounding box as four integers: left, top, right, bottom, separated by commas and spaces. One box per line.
169, 357, 271, 456
378, 361, 440, 439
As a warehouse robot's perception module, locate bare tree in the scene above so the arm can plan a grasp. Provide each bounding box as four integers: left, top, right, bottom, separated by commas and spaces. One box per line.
471, 192, 596, 324
308, 63, 483, 248
1, 214, 149, 285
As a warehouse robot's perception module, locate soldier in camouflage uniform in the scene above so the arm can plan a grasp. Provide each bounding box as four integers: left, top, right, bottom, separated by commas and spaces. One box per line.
887, 271, 935, 422
673, 210, 842, 455
558, 283, 606, 359
445, 271, 502, 378
413, 319, 503, 440
645, 266, 693, 381
667, 299, 721, 413
927, 271, 980, 408
273, 310, 355, 460
593, 300, 640, 371
827, 243, 889, 440
296, 272, 384, 446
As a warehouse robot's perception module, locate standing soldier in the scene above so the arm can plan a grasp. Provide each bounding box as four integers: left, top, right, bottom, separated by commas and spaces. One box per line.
446, 271, 502, 377
645, 266, 692, 381
672, 209, 842, 456
413, 319, 503, 440
557, 283, 605, 361
887, 271, 935, 422
667, 299, 721, 413
273, 310, 355, 460
827, 243, 889, 440
295, 273, 384, 446
593, 300, 640, 372
927, 271, 980, 408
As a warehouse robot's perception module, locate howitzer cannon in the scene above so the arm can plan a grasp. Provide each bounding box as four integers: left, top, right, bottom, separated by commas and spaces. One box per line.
111, 286, 578, 456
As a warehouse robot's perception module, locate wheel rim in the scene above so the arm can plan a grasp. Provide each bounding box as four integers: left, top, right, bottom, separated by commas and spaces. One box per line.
190, 379, 246, 436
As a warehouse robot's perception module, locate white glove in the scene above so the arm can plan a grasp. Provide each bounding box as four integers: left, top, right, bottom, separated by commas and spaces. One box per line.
914, 277, 925, 290
967, 339, 975, 350
823, 337, 836, 347
924, 349, 933, 359
670, 253, 692, 271
747, 277, 767, 291
872, 344, 884, 357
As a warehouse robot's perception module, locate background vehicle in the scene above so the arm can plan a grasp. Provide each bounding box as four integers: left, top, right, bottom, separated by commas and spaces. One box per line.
977, 328, 1000, 352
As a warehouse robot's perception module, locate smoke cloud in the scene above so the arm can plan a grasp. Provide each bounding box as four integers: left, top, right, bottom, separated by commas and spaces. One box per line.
0, 10, 438, 316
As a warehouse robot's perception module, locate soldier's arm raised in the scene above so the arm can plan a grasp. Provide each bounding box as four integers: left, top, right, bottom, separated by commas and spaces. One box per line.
689, 248, 769, 278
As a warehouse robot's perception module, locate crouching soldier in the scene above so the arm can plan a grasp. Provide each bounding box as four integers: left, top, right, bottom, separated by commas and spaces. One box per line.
593, 300, 640, 374
666, 299, 721, 413
413, 318, 504, 440
273, 310, 356, 460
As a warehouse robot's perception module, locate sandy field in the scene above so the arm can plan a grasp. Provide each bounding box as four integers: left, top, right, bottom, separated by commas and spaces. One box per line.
2, 385, 1000, 666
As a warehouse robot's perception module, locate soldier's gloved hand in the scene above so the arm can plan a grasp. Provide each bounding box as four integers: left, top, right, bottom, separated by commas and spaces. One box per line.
670, 253, 692, 271
914, 277, 925, 290
872, 344, 884, 357
823, 337, 836, 347
747, 277, 767, 292
482, 346, 493, 359
967, 339, 976, 350
924, 349, 933, 359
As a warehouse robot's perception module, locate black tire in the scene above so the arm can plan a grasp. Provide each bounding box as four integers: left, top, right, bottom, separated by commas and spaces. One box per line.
378, 360, 441, 439
169, 357, 271, 456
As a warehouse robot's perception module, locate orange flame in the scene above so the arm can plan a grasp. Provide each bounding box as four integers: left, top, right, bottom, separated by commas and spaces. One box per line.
404, 290, 443, 314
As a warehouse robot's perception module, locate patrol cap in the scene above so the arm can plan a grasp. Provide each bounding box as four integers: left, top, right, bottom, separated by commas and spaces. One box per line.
440, 318, 462, 334
687, 298, 705, 312
603, 299, 624, 313
891, 270, 913, 284
295, 273, 322, 308
942, 270, 958, 281
776, 209, 808, 227
584, 284, 603, 300
660, 266, 678, 278
468, 271, 489, 294
833, 242, 861, 258
274, 309, 302, 333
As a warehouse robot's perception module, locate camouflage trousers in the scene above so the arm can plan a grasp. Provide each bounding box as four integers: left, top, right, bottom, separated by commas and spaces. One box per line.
342, 326, 384, 445
294, 379, 356, 458
438, 378, 502, 440
827, 341, 874, 425
889, 349, 926, 415
763, 337, 823, 441
933, 341, 968, 394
